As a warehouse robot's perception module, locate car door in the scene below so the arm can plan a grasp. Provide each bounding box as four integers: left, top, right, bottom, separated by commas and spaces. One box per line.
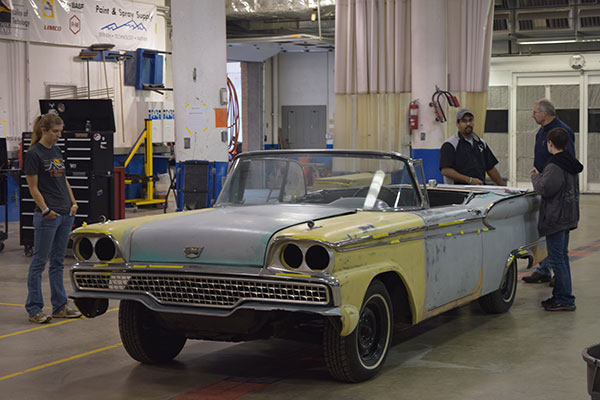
418, 208, 484, 311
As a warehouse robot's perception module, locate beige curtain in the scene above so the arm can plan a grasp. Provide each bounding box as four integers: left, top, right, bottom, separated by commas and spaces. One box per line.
446, 0, 494, 139
334, 0, 494, 149
334, 0, 412, 153
6, 41, 28, 151
334, 93, 411, 152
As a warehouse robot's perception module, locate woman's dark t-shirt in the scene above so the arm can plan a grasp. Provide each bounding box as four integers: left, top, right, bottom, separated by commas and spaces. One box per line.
24, 143, 71, 214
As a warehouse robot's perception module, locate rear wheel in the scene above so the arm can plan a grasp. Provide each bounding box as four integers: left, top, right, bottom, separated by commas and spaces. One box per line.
478, 259, 517, 314
119, 300, 186, 363
324, 280, 393, 382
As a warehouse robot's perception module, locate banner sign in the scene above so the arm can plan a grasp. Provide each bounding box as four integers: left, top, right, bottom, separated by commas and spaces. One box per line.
0, 0, 157, 50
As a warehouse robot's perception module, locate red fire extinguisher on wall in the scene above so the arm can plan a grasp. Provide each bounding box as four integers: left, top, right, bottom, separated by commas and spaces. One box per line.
409, 101, 419, 131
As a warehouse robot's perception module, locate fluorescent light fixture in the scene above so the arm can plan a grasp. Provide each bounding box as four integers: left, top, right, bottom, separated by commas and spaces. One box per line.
517, 37, 600, 45
517, 38, 577, 45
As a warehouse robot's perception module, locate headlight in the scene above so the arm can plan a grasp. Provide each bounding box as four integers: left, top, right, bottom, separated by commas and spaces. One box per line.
282, 243, 303, 269
75, 237, 93, 260
305, 245, 330, 270
95, 237, 116, 261
272, 240, 333, 274
71, 234, 121, 262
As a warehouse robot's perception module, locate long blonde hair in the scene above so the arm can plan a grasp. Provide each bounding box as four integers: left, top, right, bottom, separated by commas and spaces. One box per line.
31, 114, 64, 145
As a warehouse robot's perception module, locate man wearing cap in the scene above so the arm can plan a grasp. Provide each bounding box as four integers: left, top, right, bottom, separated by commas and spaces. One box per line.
439, 108, 506, 186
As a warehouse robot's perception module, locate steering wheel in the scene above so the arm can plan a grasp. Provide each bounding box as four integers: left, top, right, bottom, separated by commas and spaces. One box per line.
352, 186, 397, 208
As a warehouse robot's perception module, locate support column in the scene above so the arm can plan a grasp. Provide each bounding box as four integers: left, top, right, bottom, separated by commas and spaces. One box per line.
171, 0, 228, 208
410, 0, 446, 182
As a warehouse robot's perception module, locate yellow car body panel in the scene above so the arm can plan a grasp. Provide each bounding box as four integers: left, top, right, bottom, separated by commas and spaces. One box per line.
275, 211, 427, 333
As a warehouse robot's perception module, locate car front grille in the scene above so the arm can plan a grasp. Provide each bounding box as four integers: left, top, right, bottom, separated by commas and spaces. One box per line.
72, 272, 330, 308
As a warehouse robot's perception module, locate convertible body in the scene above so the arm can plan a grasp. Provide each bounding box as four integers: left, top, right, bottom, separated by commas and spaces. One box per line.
68, 150, 542, 382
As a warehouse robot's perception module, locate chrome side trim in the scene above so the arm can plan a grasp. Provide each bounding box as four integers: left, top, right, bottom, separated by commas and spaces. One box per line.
270, 215, 493, 255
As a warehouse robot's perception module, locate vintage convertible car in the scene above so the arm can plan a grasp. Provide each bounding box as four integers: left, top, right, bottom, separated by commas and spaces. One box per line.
68, 149, 542, 382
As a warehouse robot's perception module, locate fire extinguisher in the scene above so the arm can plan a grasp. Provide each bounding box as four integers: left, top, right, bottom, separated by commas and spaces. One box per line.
409, 101, 419, 130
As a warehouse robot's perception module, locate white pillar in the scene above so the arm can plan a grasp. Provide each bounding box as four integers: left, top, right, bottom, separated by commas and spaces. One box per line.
171, 0, 228, 209
171, 0, 228, 163
410, 0, 447, 182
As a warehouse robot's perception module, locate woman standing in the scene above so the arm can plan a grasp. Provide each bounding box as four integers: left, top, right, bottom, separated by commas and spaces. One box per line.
24, 114, 81, 323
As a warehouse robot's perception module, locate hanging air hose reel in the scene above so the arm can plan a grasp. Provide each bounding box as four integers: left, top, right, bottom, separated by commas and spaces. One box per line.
430, 86, 460, 123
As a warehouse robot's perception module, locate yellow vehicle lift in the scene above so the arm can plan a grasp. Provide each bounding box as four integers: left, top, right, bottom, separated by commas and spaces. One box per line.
123, 119, 166, 207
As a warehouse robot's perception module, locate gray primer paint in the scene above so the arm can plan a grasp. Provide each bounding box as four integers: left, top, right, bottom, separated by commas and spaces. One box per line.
128, 204, 354, 266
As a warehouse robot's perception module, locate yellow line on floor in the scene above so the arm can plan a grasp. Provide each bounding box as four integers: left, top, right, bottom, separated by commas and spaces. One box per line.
0, 308, 119, 339
0, 343, 123, 381
0, 319, 80, 339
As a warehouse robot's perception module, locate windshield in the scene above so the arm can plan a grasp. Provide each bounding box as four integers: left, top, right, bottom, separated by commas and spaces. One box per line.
215, 152, 422, 210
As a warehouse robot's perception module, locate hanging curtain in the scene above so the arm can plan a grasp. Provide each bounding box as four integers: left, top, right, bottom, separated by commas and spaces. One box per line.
334, 0, 411, 153
446, 0, 494, 139
334, 0, 494, 151
5, 40, 27, 152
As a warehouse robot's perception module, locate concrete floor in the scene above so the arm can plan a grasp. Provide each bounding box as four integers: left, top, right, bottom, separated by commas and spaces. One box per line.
1, 197, 599, 400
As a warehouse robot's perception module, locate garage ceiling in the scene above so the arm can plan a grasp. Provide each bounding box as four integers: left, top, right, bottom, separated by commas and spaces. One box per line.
225, 0, 600, 59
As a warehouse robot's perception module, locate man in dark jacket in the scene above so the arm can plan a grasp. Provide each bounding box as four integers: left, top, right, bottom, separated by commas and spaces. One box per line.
523, 99, 577, 284
439, 108, 505, 186
530, 127, 583, 311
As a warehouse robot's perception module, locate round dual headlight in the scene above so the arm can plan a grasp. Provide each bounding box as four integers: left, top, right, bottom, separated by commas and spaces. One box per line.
76, 237, 93, 261
281, 243, 330, 271
306, 245, 329, 270
95, 237, 116, 261
282, 243, 302, 269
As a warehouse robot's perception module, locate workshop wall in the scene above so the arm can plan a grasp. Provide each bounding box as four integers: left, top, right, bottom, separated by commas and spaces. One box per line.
0, 0, 169, 155
276, 51, 335, 148
488, 53, 600, 190
278, 52, 334, 115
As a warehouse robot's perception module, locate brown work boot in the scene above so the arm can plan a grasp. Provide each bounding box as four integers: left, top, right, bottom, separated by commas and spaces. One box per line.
522, 272, 551, 283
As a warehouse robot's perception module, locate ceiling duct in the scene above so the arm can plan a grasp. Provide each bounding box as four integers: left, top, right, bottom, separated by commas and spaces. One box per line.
517, 0, 569, 7
516, 8, 572, 33
494, 11, 511, 39
579, 7, 600, 32
227, 0, 335, 19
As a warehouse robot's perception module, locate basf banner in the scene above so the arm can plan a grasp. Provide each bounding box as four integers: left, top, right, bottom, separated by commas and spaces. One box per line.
0, 0, 157, 50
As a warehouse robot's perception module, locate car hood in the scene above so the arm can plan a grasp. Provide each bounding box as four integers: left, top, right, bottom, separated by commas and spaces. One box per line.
127, 204, 354, 266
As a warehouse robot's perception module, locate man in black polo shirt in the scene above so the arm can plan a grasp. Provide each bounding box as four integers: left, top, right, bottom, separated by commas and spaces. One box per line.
439, 108, 505, 186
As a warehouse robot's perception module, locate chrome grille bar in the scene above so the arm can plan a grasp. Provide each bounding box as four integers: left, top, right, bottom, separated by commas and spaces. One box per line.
73, 272, 330, 308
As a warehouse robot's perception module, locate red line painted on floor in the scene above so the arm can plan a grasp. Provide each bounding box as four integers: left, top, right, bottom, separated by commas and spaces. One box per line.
171, 381, 269, 400
568, 250, 594, 257
518, 237, 600, 280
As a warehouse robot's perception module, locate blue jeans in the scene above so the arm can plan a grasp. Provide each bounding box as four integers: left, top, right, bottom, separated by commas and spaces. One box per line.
534, 257, 552, 276
25, 212, 75, 316
545, 230, 576, 306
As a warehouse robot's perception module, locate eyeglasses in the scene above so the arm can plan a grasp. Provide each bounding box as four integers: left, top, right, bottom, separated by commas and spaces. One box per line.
532, 110, 544, 115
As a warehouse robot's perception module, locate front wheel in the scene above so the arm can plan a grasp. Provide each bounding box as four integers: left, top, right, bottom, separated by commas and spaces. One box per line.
118, 300, 187, 363
324, 280, 393, 382
478, 259, 517, 314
